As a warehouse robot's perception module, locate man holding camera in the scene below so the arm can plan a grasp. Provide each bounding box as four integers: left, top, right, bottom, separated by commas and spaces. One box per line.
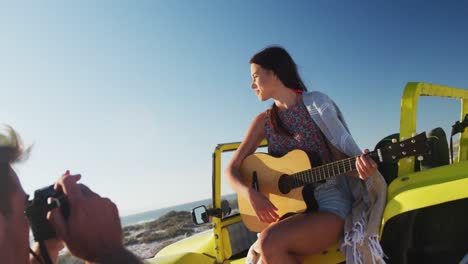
0, 127, 141, 264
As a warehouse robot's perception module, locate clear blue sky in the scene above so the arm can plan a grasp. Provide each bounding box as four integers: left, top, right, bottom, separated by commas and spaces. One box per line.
1, 1, 467, 215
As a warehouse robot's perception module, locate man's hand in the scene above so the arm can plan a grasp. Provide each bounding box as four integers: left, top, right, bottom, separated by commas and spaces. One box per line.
47, 171, 140, 264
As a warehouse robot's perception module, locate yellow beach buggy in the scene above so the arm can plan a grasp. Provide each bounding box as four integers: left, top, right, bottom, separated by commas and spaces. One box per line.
146, 82, 468, 264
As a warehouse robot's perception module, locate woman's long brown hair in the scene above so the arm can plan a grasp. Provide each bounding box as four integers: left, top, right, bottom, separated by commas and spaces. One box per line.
250, 46, 308, 136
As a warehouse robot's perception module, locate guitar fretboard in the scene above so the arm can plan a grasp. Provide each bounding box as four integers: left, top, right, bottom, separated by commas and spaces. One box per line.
289, 152, 377, 188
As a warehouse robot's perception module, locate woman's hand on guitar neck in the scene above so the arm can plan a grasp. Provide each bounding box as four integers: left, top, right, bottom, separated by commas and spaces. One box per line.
248, 188, 279, 223
356, 149, 378, 180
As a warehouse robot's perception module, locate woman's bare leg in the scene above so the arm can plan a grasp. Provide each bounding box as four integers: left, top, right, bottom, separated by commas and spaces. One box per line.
258, 211, 344, 264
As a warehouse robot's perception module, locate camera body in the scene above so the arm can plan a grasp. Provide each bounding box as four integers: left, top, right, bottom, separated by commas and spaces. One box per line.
25, 185, 70, 241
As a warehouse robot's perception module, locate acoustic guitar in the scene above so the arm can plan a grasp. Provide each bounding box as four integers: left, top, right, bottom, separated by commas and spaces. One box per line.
238, 133, 429, 232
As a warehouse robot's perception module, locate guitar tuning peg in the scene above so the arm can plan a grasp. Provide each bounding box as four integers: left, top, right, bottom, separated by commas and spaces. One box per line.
391, 138, 398, 143
417, 156, 424, 161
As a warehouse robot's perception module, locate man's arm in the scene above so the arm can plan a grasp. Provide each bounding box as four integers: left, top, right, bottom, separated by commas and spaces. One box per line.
48, 171, 142, 264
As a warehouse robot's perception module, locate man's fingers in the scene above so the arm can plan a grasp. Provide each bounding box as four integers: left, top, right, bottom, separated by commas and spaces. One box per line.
54, 171, 81, 190
54, 170, 69, 190
79, 184, 100, 198
47, 208, 67, 241
56, 174, 83, 203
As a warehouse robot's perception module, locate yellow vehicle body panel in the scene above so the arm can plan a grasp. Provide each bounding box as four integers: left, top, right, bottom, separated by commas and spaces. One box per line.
146, 231, 217, 264
382, 161, 468, 232
145, 253, 215, 264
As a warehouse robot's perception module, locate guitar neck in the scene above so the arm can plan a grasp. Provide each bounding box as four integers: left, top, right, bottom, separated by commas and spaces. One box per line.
289, 151, 379, 188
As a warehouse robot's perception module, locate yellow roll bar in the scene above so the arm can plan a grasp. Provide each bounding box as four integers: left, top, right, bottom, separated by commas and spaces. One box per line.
211, 140, 267, 262
399, 82, 468, 176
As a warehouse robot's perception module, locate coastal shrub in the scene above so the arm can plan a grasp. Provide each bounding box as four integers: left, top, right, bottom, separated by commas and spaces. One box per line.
140, 232, 166, 243
139, 226, 195, 244
123, 224, 142, 232
123, 210, 205, 245
124, 237, 139, 246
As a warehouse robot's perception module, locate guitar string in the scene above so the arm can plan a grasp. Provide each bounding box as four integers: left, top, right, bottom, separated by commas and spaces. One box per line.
289, 156, 360, 189
282, 136, 423, 189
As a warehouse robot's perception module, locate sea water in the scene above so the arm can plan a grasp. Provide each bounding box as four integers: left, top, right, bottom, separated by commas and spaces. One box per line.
121, 193, 237, 226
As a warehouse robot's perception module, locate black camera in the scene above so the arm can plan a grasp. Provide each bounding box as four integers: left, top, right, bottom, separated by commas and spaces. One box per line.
24, 185, 70, 242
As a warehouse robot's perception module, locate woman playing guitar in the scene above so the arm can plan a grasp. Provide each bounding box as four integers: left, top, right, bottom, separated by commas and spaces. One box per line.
225, 46, 382, 264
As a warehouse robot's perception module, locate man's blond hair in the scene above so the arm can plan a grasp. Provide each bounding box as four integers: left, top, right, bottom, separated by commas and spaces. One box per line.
0, 126, 29, 216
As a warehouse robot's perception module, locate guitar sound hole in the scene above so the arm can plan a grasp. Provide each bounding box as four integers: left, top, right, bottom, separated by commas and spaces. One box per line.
278, 175, 291, 194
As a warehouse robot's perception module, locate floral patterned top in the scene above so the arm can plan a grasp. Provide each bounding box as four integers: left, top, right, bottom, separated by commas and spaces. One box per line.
265, 95, 333, 173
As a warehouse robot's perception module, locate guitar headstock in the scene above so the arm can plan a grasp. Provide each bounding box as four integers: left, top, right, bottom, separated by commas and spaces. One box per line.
379, 132, 430, 163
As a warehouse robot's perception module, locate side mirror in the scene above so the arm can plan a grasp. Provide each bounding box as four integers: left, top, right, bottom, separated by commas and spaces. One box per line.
192, 205, 210, 225
220, 200, 232, 217
191, 200, 232, 225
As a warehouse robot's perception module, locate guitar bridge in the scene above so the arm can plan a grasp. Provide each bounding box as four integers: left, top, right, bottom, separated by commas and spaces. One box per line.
252, 171, 259, 191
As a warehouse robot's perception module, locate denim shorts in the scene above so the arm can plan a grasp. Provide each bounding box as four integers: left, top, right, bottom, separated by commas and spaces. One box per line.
314, 180, 353, 220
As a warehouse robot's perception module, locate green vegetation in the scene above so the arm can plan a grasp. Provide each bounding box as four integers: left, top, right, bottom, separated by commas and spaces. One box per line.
123, 210, 209, 246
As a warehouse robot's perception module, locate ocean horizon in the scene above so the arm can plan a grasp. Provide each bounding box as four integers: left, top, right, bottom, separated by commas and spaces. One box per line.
120, 193, 237, 227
